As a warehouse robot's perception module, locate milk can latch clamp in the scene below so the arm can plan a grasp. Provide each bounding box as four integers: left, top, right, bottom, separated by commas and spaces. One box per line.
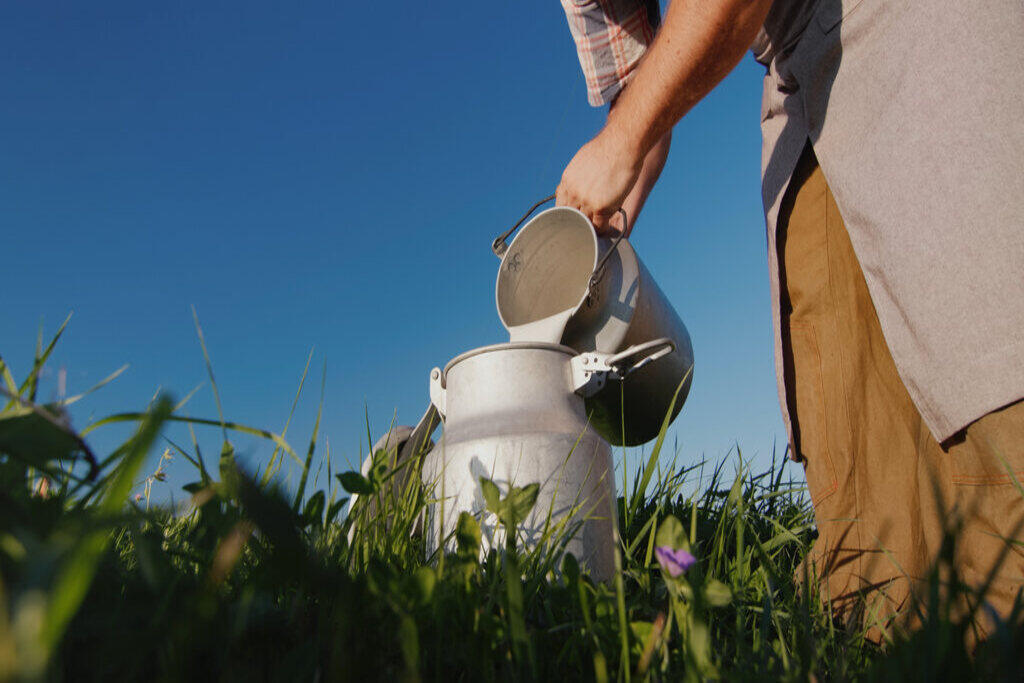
571, 338, 676, 398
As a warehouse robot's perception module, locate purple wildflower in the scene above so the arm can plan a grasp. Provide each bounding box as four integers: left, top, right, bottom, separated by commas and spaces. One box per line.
654, 545, 696, 577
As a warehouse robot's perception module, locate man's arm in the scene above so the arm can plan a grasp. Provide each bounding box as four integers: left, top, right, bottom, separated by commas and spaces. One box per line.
556, 0, 775, 232
615, 115, 671, 237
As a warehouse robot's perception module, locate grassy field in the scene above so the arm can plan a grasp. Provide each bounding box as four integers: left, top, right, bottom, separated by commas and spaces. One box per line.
1, 321, 1021, 681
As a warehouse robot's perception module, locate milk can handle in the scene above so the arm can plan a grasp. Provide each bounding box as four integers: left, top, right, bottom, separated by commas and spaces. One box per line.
571, 337, 676, 397
606, 337, 676, 378
492, 194, 556, 258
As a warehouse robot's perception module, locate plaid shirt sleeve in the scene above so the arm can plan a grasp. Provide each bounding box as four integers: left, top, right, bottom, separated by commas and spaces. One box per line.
560, 0, 662, 107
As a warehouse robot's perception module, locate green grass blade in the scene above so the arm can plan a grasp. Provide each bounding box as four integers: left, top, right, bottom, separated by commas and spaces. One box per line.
293, 361, 326, 510
0, 353, 20, 399
59, 364, 129, 407
191, 305, 227, 442
82, 412, 301, 465
41, 395, 172, 653
626, 366, 692, 525
263, 347, 314, 488
8, 312, 72, 408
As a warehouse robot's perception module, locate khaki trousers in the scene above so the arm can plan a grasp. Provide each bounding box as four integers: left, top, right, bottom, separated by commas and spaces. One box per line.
778, 144, 1024, 631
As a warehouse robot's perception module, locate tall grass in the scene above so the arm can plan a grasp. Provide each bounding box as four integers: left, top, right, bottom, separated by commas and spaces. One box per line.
0, 321, 1020, 681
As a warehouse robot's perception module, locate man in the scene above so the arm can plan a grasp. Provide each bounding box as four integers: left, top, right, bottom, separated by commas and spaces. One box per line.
557, 0, 1024, 631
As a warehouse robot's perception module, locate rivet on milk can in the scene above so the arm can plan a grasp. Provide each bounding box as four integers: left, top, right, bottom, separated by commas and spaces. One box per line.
421, 338, 676, 581
493, 195, 695, 446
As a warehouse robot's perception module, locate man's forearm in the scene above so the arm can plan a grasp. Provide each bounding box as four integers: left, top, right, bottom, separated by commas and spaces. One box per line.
556, 0, 773, 229
606, 0, 774, 161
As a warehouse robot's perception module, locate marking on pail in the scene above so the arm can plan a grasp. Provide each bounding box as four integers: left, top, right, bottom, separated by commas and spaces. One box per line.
506, 252, 522, 273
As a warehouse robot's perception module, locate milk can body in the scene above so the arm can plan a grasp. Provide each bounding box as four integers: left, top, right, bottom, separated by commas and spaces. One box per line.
423, 343, 617, 580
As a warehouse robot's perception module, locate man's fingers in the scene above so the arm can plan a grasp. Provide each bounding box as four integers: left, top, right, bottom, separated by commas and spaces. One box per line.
606, 210, 628, 236
590, 210, 613, 235
557, 172, 622, 235
557, 185, 619, 235
557, 183, 582, 213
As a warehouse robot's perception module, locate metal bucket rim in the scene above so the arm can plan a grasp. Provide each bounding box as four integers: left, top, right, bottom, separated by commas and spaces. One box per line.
443, 341, 577, 379
494, 205, 598, 331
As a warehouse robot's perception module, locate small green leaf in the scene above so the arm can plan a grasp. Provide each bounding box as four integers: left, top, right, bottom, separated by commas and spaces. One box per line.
655, 514, 690, 552
409, 567, 436, 607
561, 552, 580, 586
455, 511, 481, 561
506, 483, 539, 526
219, 440, 239, 497
686, 612, 716, 674
302, 490, 326, 527
325, 497, 350, 525
479, 477, 501, 514
337, 471, 374, 495
0, 405, 81, 468
702, 579, 732, 607
629, 621, 654, 658
369, 448, 390, 485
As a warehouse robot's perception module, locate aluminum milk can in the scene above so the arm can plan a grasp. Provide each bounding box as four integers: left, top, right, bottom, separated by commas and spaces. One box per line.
422, 338, 675, 581
492, 197, 694, 446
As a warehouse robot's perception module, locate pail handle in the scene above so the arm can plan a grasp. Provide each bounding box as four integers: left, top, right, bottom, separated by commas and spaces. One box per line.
492, 194, 629, 287
589, 220, 626, 291
492, 194, 556, 258
605, 337, 676, 378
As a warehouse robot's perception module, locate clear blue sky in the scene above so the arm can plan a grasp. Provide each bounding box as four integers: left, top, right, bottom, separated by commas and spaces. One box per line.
2, 2, 793, 500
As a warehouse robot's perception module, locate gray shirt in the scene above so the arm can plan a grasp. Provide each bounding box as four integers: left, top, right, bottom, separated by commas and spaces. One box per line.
758, 0, 1024, 442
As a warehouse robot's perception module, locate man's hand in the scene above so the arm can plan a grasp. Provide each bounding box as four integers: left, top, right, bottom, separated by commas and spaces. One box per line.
556, 127, 644, 235
558, 105, 673, 236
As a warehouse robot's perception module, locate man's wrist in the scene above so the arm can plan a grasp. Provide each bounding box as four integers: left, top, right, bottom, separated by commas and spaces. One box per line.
599, 115, 647, 174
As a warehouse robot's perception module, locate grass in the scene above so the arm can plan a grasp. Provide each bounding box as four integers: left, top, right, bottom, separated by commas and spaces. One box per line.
0, 320, 1021, 681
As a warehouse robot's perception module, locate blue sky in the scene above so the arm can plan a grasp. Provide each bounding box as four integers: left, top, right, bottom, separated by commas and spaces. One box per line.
2, 2, 794, 500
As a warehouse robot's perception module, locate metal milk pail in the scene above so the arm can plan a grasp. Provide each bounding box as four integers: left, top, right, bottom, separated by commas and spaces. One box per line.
422, 339, 675, 580
493, 198, 694, 446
